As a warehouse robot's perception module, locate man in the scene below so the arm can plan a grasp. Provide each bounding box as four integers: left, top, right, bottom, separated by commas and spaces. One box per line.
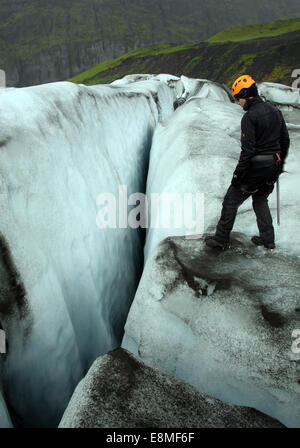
205, 74, 290, 250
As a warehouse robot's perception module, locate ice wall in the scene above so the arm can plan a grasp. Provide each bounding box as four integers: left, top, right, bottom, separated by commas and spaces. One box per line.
0, 79, 174, 427
143, 90, 242, 262
112, 74, 233, 104
258, 82, 300, 108
59, 348, 284, 428
122, 233, 300, 427
0, 393, 12, 428
0, 359, 12, 428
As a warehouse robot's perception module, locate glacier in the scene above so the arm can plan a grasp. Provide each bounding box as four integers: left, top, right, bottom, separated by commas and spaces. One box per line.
122, 78, 300, 427
0, 78, 175, 427
59, 348, 283, 428
0, 358, 12, 428
1, 73, 299, 428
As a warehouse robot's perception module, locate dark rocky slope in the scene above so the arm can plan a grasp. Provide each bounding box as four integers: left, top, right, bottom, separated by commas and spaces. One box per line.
1, 0, 300, 86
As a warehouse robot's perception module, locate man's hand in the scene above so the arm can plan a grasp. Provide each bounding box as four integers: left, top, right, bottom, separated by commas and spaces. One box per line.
231, 174, 242, 189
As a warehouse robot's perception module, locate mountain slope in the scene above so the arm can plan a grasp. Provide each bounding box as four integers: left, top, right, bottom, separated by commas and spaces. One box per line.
208, 17, 300, 42
69, 29, 300, 88
1, 0, 300, 87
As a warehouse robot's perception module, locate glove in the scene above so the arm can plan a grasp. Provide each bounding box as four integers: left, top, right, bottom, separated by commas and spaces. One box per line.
231, 174, 242, 189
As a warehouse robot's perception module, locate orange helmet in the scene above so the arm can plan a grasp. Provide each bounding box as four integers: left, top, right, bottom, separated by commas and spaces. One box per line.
232, 75, 256, 99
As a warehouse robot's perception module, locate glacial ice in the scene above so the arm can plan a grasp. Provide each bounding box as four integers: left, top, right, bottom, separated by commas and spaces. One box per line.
258, 82, 300, 107
258, 82, 300, 128
0, 394, 12, 428
59, 348, 283, 428
0, 78, 175, 427
1, 73, 299, 428
122, 233, 300, 427
122, 79, 300, 427
0, 360, 12, 428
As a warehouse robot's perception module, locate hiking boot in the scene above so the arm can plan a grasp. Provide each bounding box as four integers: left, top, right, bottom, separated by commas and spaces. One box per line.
205, 236, 229, 250
251, 236, 275, 250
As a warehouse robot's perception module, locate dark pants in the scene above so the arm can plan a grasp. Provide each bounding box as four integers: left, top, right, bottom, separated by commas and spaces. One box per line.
215, 161, 280, 245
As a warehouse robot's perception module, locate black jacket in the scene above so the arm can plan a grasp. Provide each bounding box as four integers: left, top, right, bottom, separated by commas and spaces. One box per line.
234, 96, 290, 180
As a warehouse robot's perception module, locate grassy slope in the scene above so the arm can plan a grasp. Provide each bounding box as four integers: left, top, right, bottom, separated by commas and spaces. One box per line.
69, 43, 198, 85
68, 17, 300, 88
207, 17, 300, 42
2, 0, 300, 84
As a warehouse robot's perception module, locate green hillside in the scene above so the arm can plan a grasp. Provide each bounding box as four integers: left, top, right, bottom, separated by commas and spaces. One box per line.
208, 17, 300, 42
69, 43, 195, 85
2, 0, 300, 87
68, 27, 300, 88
